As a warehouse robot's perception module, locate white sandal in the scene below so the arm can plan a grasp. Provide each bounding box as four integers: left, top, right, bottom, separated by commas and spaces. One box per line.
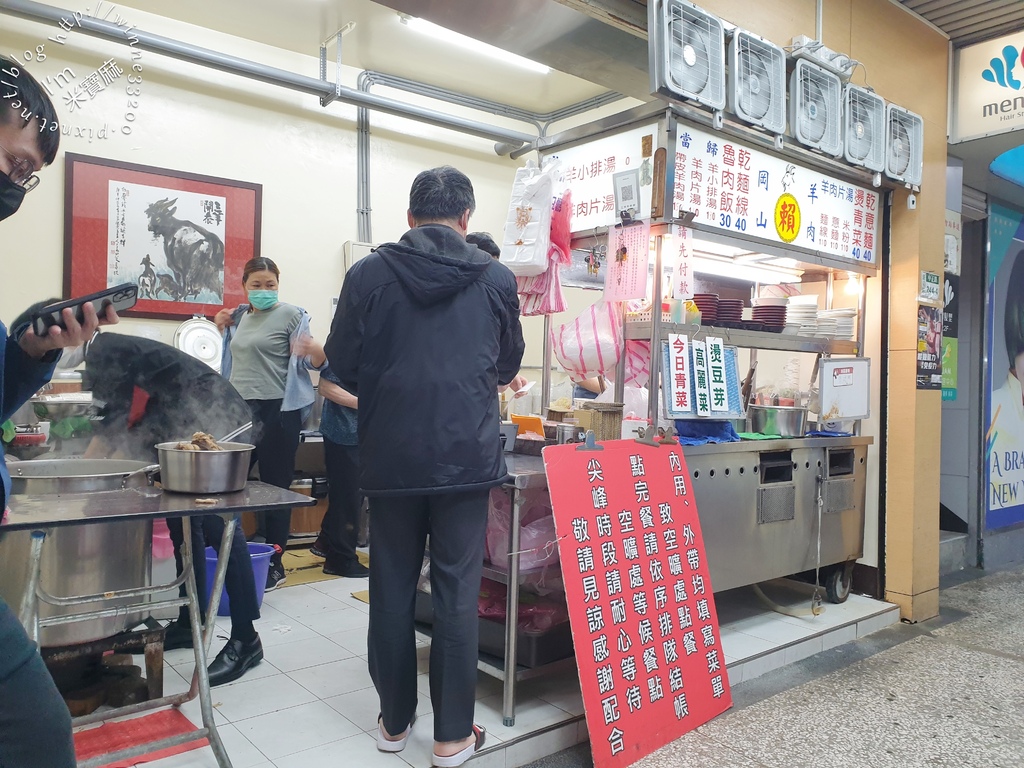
432, 724, 486, 767
377, 712, 415, 753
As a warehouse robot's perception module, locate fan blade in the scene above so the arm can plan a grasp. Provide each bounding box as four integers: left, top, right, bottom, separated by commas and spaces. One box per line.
738, 46, 772, 120
799, 76, 828, 143
889, 121, 911, 175
848, 100, 873, 161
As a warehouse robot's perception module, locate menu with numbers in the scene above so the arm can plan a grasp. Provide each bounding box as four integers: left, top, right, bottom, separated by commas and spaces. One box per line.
543, 440, 732, 768
671, 122, 880, 265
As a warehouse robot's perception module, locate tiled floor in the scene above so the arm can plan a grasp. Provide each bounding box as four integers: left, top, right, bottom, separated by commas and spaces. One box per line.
102, 577, 895, 768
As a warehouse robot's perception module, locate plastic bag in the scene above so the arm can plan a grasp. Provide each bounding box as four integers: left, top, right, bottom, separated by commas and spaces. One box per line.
485, 488, 559, 571
552, 300, 624, 380
501, 162, 554, 277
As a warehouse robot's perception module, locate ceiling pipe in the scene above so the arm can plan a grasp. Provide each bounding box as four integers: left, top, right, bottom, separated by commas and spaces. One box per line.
0, 0, 536, 149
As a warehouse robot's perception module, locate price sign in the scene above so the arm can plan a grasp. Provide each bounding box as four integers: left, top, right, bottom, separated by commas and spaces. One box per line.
543, 441, 732, 768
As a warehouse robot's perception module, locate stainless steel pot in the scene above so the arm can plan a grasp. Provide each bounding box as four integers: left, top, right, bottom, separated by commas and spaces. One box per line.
0, 459, 153, 646
155, 441, 255, 494
748, 405, 809, 438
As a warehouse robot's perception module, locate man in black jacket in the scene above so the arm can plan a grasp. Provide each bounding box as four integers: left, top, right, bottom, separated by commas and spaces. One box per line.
326, 166, 524, 766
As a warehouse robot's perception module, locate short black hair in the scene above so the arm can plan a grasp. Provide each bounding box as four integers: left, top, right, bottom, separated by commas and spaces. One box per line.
1006, 252, 1024, 371
466, 232, 500, 258
0, 56, 60, 165
408, 166, 475, 222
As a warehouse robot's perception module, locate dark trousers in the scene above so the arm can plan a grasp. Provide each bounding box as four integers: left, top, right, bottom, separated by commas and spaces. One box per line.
0, 605, 75, 768
368, 490, 489, 743
322, 440, 361, 569
167, 515, 260, 625
248, 399, 302, 556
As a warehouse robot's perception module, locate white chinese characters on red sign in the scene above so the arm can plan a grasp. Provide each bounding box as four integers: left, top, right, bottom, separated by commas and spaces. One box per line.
671, 123, 880, 265
543, 440, 732, 768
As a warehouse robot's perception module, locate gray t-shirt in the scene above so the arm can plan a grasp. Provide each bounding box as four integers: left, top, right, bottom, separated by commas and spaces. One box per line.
228, 303, 302, 401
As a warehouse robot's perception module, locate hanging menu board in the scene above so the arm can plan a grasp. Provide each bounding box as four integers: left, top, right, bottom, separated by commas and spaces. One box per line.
671, 123, 880, 265
543, 440, 732, 768
548, 123, 660, 232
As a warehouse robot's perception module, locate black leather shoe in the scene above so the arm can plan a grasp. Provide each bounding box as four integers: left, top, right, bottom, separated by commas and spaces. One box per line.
323, 560, 369, 578
208, 636, 264, 687
163, 620, 195, 651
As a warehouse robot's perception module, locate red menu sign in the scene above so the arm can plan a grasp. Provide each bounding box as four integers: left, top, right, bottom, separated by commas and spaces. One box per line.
543, 439, 732, 768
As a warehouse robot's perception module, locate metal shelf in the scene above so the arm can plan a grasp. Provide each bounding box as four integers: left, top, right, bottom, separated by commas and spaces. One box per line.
414, 623, 575, 683
481, 564, 565, 593
624, 321, 859, 355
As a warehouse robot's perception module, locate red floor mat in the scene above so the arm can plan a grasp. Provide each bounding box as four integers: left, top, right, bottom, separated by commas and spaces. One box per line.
74, 708, 208, 768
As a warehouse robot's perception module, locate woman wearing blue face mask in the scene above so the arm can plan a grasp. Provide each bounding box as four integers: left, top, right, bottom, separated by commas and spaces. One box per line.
215, 256, 326, 590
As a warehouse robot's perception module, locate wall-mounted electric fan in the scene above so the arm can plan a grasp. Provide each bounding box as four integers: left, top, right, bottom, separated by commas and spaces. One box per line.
843, 85, 885, 172
728, 29, 786, 134
652, 0, 726, 111
789, 58, 842, 157
885, 104, 924, 186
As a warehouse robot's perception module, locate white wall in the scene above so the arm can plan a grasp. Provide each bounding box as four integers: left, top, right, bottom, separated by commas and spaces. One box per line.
0, 7, 547, 347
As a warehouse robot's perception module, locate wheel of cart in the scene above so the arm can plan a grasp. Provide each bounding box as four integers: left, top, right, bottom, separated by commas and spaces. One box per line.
824, 561, 855, 604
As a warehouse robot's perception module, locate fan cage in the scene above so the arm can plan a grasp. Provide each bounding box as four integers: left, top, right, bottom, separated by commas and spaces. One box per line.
662, 0, 726, 110
886, 105, 924, 186
843, 85, 885, 173
789, 59, 842, 157
729, 30, 786, 134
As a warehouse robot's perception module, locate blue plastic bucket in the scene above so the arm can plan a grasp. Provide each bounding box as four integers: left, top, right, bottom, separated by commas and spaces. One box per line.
204, 543, 275, 617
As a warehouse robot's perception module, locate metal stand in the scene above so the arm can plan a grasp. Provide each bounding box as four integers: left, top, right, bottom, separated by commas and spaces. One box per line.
19, 514, 238, 768
501, 487, 525, 726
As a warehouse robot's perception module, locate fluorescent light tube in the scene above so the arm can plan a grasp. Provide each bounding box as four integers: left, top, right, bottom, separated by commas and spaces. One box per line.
402, 16, 551, 74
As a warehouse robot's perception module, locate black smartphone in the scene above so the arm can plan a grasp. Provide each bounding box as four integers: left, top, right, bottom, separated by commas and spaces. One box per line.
31, 283, 138, 337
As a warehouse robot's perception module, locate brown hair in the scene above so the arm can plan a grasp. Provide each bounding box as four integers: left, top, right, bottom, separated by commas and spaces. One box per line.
242, 257, 280, 285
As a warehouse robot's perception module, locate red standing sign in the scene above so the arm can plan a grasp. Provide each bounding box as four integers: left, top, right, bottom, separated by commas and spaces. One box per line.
543, 439, 732, 768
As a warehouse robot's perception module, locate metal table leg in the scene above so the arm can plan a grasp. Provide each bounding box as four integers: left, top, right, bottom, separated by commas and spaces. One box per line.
17, 530, 45, 644
502, 487, 524, 726
180, 515, 234, 768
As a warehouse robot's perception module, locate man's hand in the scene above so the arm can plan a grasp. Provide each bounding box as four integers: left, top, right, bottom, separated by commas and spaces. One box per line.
293, 334, 326, 367
18, 302, 117, 360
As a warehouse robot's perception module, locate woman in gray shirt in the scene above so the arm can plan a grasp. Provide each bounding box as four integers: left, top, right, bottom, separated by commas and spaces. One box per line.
216, 257, 326, 591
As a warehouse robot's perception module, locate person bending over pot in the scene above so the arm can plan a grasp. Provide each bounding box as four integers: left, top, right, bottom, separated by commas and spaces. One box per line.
79, 331, 265, 686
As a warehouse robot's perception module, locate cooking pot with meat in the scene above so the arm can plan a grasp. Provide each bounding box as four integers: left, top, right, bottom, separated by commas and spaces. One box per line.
155, 435, 254, 494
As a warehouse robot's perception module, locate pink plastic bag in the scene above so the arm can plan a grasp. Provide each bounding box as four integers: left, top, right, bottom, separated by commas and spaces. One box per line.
551, 300, 624, 380
485, 488, 559, 571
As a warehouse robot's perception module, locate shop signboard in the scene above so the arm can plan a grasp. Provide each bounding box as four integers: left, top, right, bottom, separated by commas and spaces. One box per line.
691, 340, 712, 417
672, 123, 880, 265
985, 203, 1024, 529
706, 337, 729, 413
666, 334, 692, 413
543, 440, 732, 768
549, 123, 660, 232
952, 30, 1024, 143
942, 272, 959, 401
671, 223, 694, 300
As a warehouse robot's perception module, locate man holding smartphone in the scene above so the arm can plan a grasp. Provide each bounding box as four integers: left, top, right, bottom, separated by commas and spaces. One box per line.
0, 57, 118, 767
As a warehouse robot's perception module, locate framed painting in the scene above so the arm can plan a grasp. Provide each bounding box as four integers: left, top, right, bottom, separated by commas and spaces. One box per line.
63, 153, 262, 320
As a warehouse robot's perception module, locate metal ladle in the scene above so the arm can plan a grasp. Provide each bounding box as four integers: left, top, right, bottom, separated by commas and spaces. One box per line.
120, 422, 255, 489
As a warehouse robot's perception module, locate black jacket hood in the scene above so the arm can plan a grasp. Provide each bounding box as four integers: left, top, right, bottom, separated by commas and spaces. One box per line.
378, 225, 492, 306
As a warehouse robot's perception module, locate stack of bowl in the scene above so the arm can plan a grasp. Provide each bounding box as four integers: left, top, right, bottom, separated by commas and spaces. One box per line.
716, 299, 744, 327
751, 297, 788, 332
692, 293, 719, 324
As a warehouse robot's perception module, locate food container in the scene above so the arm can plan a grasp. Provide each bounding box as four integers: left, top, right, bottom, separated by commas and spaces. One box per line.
31, 392, 95, 421
748, 405, 808, 438
154, 441, 255, 493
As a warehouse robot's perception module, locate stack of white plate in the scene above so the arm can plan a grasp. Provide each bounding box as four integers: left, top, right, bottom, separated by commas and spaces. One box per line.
817, 308, 857, 340
785, 296, 819, 337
